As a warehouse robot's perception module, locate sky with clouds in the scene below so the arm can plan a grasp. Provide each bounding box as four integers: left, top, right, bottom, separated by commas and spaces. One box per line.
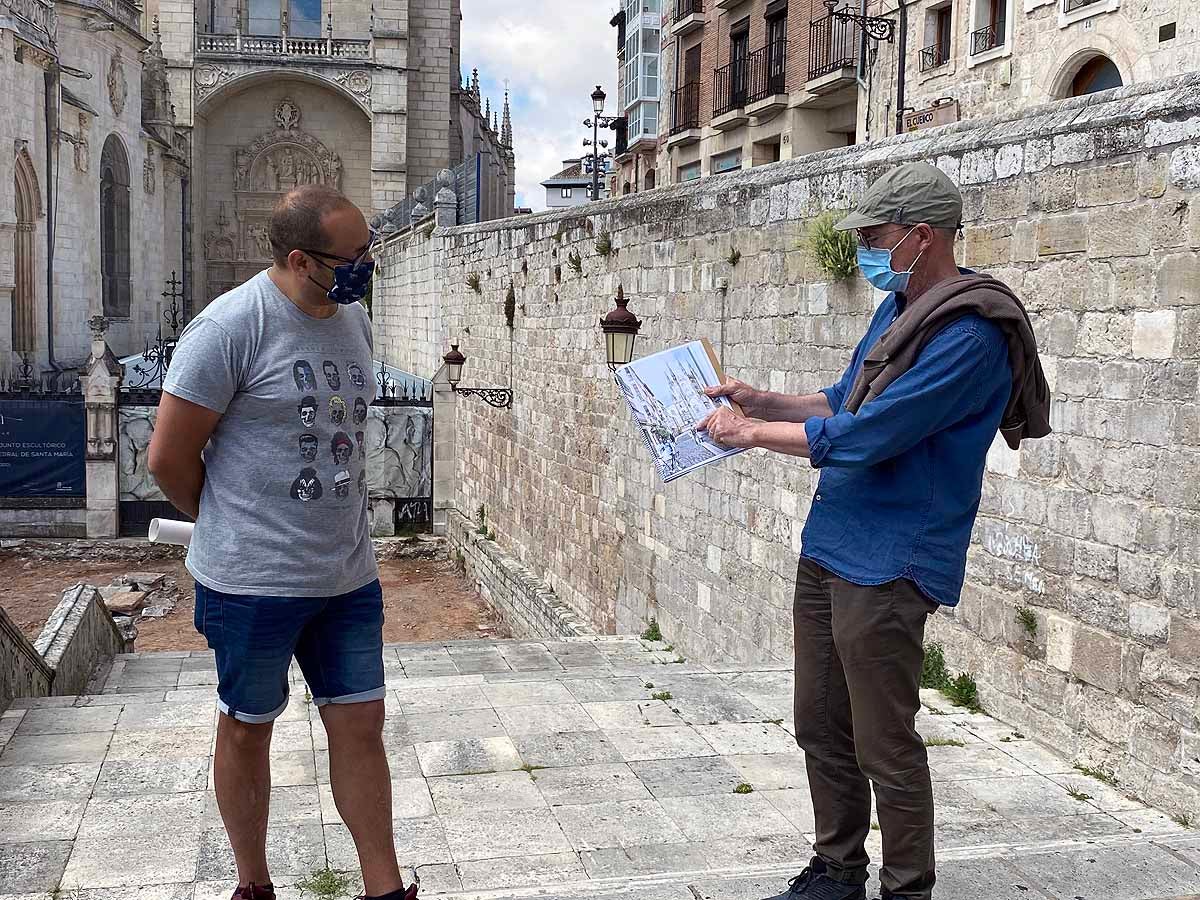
460, 1, 619, 211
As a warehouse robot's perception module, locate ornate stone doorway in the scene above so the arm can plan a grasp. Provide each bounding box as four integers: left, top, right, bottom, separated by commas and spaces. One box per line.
202, 96, 346, 302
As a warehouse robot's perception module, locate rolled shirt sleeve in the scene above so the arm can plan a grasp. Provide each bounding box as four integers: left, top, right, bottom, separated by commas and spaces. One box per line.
806, 319, 1008, 469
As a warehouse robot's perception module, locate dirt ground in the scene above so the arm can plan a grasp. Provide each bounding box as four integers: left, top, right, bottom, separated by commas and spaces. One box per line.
0, 540, 508, 652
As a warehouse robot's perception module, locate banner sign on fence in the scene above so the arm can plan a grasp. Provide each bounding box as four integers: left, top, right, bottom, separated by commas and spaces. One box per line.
0, 399, 86, 498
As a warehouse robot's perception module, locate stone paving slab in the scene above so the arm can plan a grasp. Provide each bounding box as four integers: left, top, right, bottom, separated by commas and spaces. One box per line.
2, 637, 1199, 899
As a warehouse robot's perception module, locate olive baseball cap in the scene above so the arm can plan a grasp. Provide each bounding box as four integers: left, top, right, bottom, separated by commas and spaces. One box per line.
835, 162, 963, 231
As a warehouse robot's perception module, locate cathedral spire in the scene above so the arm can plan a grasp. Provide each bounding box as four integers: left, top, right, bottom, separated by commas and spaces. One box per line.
484, 96, 491, 123
501, 88, 512, 148
471, 68, 480, 96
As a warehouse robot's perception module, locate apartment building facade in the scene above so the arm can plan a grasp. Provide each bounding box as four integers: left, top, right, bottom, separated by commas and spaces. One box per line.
658, 0, 862, 187
611, 0, 663, 195
857, 0, 1196, 141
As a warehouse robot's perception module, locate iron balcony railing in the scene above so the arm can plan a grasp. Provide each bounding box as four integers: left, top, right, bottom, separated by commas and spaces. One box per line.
196, 32, 372, 60
7, 0, 57, 43
970, 19, 1005, 55
808, 14, 859, 81
674, 0, 703, 21
713, 58, 748, 116
747, 39, 788, 103
671, 82, 701, 134
1063, 0, 1102, 10
919, 40, 950, 71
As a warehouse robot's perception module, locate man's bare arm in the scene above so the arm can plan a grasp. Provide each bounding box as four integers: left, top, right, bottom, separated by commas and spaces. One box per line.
147, 393, 222, 520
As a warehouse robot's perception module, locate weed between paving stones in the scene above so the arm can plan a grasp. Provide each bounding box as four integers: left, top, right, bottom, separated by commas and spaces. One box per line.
297, 867, 355, 899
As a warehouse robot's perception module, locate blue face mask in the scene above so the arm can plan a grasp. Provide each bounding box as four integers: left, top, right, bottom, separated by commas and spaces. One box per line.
856, 226, 924, 294
301, 230, 378, 305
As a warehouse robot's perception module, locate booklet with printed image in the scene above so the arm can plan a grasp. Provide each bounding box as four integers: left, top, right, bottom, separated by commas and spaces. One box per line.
613, 339, 747, 484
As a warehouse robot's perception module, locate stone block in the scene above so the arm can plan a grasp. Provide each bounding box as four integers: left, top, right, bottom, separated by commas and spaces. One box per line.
1128, 602, 1170, 643
964, 223, 1012, 267
1156, 253, 1200, 306
994, 144, 1023, 179
103, 591, 146, 616
1170, 145, 1200, 190
1045, 613, 1075, 672
1075, 163, 1135, 207
1136, 153, 1169, 198
1052, 132, 1094, 165
1167, 614, 1200, 666
1146, 115, 1200, 147
1077, 314, 1132, 357
1037, 215, 1088, 256
1070, 624, 1123, 693
1133, 310, 1177, 359
1089, 203, 1152, 258
1030, 169, 1077, 212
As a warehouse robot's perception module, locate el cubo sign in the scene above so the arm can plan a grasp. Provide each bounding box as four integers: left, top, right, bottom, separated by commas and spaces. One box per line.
903, 101, 960, 133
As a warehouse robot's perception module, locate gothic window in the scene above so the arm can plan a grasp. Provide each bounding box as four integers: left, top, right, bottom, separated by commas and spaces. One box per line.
289, 0, 320, 37
100, 135, 131, 319
248, 0, 280, 35
13, 152, 39, 354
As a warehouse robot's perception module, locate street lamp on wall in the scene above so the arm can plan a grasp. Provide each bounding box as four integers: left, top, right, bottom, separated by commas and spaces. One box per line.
599, 285, 642, 371
441, 345, 513, 409
583, 85, 623, 202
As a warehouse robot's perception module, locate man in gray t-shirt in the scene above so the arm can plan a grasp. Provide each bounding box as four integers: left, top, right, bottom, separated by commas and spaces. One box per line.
149, 185, 414, 900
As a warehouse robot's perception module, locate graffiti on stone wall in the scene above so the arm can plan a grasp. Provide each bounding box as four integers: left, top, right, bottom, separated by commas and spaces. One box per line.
366, 406, 432, 500
119, 407, 163, 501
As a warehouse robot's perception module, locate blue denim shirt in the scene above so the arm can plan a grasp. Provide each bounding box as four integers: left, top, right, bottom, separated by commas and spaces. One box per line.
801, 290, 1011, 607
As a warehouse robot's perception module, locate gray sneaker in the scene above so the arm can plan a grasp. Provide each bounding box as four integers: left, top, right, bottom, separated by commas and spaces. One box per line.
761, 858, 867, 900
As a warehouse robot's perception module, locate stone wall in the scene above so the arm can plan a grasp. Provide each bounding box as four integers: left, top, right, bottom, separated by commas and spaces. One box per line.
0, 605, 52, 713
374, 74, 1200, 818
449, 512, 591, 640
0, 584, 123, 711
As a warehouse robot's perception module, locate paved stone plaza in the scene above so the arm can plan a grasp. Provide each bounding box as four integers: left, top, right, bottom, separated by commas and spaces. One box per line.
1, 637, 1198, 899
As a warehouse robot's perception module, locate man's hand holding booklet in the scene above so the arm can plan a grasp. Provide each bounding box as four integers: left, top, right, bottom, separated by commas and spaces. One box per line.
612, 339, 749, 484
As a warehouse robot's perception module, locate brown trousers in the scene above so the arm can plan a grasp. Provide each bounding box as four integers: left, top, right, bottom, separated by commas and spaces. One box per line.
792, 558, 939, 899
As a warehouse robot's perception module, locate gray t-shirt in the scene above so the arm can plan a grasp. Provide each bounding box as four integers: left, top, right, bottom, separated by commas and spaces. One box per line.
163, 270, 378, 597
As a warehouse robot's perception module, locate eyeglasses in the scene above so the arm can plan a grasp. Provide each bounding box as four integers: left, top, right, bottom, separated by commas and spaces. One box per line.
299, 227, 379, 269
855, 226, 908, 250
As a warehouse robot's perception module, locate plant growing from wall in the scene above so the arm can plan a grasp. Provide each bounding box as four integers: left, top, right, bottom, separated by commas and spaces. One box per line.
505, 282, 516, 328
945, 672, 982, 712
1016, 606, 1038, 639
521, 258, 529, 275
554, 264, 562, 283
802, 211, 858, 281
596, 231, 613, 257
642, 618, 663, 642
467, 272, 482, 294
920, 643, 950, 690
476, 504, 488, 535
727, 248, 741, 266
567, 250, 583, 275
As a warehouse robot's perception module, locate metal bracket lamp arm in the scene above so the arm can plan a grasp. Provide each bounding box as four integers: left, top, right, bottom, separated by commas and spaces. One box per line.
451, 386, 514, 409
824, 0, 895, 42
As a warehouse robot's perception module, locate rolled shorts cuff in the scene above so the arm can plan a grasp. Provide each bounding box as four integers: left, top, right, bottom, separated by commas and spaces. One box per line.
313, 686, 386, 707
217, 693, 290, 724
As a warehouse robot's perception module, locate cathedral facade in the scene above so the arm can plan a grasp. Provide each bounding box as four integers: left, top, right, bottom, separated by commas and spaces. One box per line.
0, 0, 514, 373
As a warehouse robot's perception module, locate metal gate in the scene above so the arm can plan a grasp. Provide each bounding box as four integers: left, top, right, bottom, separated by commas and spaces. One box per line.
370, 370, 434, 532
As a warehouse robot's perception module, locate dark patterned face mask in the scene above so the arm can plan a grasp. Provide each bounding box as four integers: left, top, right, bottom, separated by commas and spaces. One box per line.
300, 229, 378, 305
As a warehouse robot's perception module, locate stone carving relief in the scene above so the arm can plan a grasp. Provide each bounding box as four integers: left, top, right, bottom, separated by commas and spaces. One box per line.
203, 201, 238, 261
107, 51, 127, 116
119, 407, 165, 501
335, 70, 372, 99
247, 223, 271, 258
274, 96, 301, 130
73, 112, 90, 173
194, 65, 234, 100
143, 149, 156, 195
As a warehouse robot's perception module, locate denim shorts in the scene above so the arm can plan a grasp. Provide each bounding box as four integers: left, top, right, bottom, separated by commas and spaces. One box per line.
194, 578, 386, 723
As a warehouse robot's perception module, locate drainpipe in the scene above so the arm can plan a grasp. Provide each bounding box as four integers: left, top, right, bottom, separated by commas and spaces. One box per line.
181, 168, 192, 318
43, 67, 61, 371
894, 0, 908, 136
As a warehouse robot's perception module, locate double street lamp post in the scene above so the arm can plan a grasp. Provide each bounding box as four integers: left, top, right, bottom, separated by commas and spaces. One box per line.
584, 85, 620, 202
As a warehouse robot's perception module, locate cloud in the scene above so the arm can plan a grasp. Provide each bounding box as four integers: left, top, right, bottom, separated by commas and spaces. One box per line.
461, 1, 619, 211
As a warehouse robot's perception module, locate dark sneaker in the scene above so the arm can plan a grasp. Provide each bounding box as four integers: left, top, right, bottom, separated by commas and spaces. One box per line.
761, 858, 866, 900
232, 885, 275, 900
354, 879, 420, 900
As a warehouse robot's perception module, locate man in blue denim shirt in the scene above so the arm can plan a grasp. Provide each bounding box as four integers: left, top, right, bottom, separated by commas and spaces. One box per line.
699, 163, 1049, 900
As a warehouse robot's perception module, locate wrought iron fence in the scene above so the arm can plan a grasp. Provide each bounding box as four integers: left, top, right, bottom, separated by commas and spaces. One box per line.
671, 82, 701, 134
747, 39, 788, 104
808, 14, 859, 81
919, 41, 950, 71
713, 58, 748, 117
673, 0, 703, 20
970, 19, 1005, 55
0, 355, 81, 399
